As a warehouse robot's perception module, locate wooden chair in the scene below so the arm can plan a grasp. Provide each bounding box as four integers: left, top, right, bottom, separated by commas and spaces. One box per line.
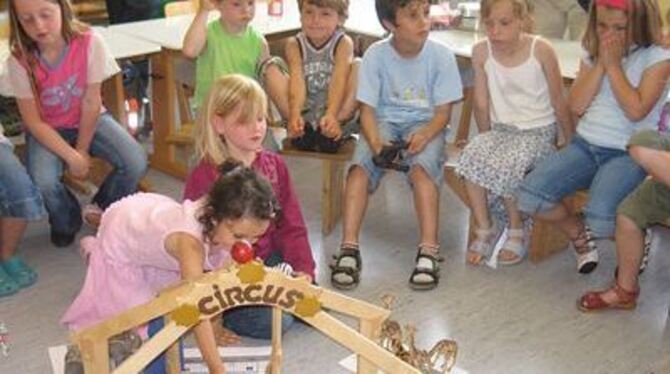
280, 138, 356, 235
164, 0, 198, 17
443, 86, 570, 263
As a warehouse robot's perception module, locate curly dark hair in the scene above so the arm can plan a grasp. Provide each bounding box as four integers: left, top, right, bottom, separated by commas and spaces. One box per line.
198, 159, 280, 242
375, 0, 427, 31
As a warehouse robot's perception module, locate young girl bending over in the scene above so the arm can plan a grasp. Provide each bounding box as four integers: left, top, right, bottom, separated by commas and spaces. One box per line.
456, 0, 572, 266
4, 0, 147, 247
517, 0, 670, 273
184, 74, 315, 340
62, 160, 279, 373
285, 0, 359, 153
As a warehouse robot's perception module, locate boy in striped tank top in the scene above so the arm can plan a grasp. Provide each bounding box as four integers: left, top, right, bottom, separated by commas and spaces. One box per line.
285, 0, 359, 153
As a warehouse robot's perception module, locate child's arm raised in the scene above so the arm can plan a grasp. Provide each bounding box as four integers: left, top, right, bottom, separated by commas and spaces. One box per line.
165, 232, 227, 374
182, 0, 216, 59
285, 37, 307, 138
536, 38, 574, 142
472, 41, 491, 133
320, 35, 355, 139
16, 99, 90, 178
601, 35, 670, 121
568, 57, 606, 117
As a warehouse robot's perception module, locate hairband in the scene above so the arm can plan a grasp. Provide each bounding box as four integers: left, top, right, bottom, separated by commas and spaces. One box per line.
595, 0, 629, 11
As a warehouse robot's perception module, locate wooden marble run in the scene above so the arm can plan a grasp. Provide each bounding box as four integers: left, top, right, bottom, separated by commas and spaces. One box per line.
69, 258, 423, 374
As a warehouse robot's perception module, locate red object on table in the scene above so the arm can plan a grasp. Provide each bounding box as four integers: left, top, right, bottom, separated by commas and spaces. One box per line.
231, 240, 255, 264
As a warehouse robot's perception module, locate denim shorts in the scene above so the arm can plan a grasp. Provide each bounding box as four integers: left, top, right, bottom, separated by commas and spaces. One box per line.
351, 121, 446, 192
0, 142, 45, 220
517, 135, 647, 238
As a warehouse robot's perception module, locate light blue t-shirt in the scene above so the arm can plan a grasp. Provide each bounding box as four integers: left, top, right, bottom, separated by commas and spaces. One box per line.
577, 45, 670, 150
357, 37, 463, 125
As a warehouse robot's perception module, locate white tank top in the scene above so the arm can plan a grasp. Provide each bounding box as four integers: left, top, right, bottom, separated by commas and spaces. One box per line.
484, 36, 556, 130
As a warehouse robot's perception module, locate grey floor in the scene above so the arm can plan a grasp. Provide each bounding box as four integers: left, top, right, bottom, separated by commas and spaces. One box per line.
1, 145, 670, 373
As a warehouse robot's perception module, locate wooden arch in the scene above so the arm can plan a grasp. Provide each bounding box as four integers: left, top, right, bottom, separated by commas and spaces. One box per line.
70, 261, 420, 373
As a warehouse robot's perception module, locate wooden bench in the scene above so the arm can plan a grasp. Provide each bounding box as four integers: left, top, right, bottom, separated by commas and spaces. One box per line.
280, 138, 356, 235
443, 87, 570, 263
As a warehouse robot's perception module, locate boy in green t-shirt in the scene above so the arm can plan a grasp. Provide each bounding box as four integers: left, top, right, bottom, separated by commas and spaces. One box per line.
183, 0, 289, 115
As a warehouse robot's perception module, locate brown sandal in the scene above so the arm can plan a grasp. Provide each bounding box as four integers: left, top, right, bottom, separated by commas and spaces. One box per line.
578, 283, 639, 312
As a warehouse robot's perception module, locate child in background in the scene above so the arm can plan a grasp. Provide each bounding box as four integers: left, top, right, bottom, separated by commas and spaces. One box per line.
456, 0, 572, 266
286, 0, 359, 153
329, 0, 463, 291
579, 130, 670, 311
517, 0, 670, 273
4, 0, 147, 247
183, 0, 289, 117
0, 127, 45, 297
62, 160, 279, 373
183, 74, 315, 340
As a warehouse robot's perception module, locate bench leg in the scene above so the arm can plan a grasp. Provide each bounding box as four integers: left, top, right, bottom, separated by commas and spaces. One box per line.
322, 159, 345, 235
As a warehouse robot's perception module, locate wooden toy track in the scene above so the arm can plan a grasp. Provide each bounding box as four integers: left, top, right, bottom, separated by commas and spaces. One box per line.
70, 260, 420, 373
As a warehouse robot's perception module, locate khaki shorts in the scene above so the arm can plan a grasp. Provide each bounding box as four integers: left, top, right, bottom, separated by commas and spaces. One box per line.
617, 130, 670, 229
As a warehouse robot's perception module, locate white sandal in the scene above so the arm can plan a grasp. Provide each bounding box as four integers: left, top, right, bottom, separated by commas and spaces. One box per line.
498, 228, 526, 266
82, 203, 103, 228
467, 220, 503, 265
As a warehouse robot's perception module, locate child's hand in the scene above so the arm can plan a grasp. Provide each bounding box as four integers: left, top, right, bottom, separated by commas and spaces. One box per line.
67, 151, 91, 180
200, 0, 217, 11
319, 114, 342, 139
599, 32, 624, 70
288, 116, 305, 138
406, 128, 431, 154
212, 321, 241, 346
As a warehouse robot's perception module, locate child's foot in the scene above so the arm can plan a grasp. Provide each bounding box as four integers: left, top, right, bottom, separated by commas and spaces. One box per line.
467, 221, 502, 265
329, 243, 361, 290
578, 283, 639, 312
498, 228, 526, 266
2, 256, 37, 289
571, 222, 598, 274
0, 266, 20, 297
409, 244, 442, 290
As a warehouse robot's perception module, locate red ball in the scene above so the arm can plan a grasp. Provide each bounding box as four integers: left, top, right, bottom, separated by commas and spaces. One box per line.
231, 240, 255, 264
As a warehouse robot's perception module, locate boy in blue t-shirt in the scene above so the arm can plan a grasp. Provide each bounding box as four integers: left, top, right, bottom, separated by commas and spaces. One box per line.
329, 0, 462, 291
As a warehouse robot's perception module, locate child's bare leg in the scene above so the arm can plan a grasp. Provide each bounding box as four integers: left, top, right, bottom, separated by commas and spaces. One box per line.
499, 197, 524, 262
534, 202, 584, 247
600, 215, 644, 304
410, 167, 439, 247
336, 58, 360, 122
0, 217, 28, 261
341, 166, 370, 245
464, 179, 493, 264
263, 64, 290, 120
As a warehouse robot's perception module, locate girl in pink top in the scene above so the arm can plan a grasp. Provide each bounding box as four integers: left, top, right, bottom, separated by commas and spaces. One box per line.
183, 74, 315, 342
3, 0, 147, 247
62, 160, 279, 374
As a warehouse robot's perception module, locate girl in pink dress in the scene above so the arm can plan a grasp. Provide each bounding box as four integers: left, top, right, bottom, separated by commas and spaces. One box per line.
62, 160, 279, 374
184, 74, 315, 341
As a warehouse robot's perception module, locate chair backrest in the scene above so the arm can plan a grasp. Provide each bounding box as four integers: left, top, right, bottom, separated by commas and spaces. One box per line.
164, 0, 198, 17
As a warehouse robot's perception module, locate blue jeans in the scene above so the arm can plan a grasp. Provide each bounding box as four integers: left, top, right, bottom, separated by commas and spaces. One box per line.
517, 135, 647, 238
223, 252, 295, 339
0, 142, 44, 220
26, 113, 147, 235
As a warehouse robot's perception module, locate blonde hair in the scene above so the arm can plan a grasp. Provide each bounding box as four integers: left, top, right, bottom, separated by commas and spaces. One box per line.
298, 0, 349, 22
480, 0, 534, 33
195, 74, 268, 165
582, 0, 662, 59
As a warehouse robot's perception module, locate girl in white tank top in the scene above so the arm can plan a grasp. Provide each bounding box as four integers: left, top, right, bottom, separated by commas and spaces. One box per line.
455, 0, 573, 267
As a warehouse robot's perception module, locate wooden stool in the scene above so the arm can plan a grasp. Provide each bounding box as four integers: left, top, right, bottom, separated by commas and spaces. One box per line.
281, 138, 356, 235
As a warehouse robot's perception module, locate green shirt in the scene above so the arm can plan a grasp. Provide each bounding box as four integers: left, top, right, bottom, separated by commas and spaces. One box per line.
194, 21, 264, 108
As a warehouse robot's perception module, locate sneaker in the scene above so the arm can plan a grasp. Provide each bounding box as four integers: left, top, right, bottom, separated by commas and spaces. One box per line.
51, 231, 76, 248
